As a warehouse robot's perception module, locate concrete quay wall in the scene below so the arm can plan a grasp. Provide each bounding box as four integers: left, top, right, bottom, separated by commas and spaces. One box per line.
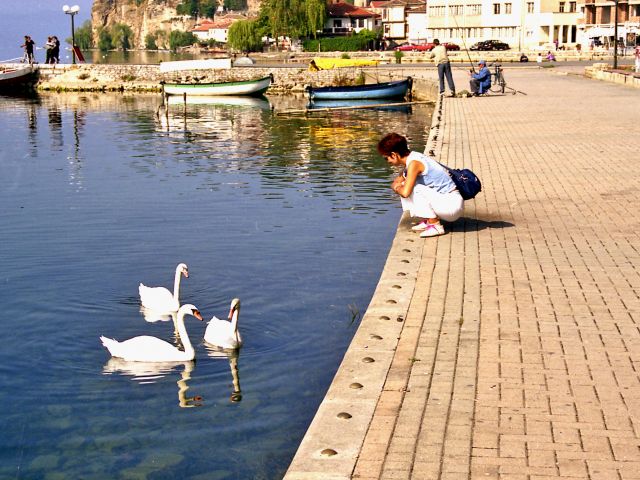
31, 63, 419, 95
584, 62, 640, 89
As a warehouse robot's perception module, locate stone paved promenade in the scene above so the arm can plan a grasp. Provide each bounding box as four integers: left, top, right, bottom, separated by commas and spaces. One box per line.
286, 68, 640, 479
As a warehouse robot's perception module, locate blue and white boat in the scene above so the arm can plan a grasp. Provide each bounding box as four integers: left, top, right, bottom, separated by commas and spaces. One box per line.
306, 77, 412, 101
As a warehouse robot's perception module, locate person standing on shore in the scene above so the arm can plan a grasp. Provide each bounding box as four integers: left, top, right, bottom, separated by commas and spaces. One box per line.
21, 35, 35, 64
44, 36, 55, 64
378, 132, 463, 238
428, 39, 456, 97
635, 45, 640, 73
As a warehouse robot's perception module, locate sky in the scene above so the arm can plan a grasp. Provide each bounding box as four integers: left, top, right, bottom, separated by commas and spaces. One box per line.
0, 0, 94, 62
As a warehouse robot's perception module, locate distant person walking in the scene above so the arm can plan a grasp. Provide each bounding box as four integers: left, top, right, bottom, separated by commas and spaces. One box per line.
428, 39, 456, 97
635, 45, 640, 73
21, 35, 35, 64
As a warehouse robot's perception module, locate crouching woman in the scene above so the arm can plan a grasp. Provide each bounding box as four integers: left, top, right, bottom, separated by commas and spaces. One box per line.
378, 132, 463, 238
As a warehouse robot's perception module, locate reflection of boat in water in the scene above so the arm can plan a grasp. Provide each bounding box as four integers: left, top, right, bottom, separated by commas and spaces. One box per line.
307, 98, 412, 113
162, 74, 273, 97
305, 77, 412, 101
103, 358, 203, 408
204, 344, 242, 402
165, 94, 271, 110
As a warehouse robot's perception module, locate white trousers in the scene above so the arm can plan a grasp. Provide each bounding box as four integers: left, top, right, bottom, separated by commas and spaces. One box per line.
401, 185, 464, 222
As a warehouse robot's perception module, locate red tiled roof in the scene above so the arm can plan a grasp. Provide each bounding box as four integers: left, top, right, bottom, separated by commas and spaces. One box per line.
328, 2, 378, 17
191, 14, 249, 31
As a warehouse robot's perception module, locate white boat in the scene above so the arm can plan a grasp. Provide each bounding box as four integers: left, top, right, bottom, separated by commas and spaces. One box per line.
162, 74, 273, 97
0, 65, 36, 91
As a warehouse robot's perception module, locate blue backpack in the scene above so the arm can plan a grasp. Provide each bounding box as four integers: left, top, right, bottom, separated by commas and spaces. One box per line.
439, 164, 482, 200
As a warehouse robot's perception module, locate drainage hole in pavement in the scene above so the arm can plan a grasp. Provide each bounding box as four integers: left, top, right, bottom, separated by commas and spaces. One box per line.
397, 272, 407, 277
337, 412, 353, 419
321, 449, 338, 457
401, 259, 410, 263
392, 285, 402, 289
362, 357, 375, 363
379, 315, 390, 321
350, 382, 363, 389
370, 334, 383, 340
397, 316, 404, 322
402, 249, 411, 253
386, 299, 397, 304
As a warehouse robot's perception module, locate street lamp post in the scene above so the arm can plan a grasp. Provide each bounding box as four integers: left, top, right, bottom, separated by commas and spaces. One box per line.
613, 0, 619, 68
63, 5, 80, 64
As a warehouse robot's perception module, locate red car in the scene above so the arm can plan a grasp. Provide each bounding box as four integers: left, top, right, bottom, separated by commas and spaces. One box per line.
395, 43, 434, 52
395, 42, 460, 52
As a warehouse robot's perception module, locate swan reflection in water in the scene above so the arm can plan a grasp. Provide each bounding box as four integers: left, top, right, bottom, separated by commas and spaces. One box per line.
204, 344, 242, 403
103, 359, 203, 408
139, 309, 184, 346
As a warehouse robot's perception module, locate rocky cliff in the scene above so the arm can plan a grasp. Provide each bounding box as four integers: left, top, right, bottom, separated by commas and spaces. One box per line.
91, 0, 197, 49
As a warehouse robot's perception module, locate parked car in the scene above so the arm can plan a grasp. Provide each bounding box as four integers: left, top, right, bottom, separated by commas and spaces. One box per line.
395, 42, 460, 52
469, 40, 510, 51
395, 43, 433, 52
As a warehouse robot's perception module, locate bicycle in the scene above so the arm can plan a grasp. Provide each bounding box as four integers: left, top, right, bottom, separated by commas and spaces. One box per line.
490, 64, 506, 94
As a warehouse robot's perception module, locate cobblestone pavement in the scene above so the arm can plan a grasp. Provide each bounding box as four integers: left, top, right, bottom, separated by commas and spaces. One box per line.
351, 69, 640, 479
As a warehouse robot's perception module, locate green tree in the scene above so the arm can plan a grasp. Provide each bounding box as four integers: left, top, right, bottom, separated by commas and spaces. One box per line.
169, 30, 197, 51
201, 0, 219, 17
259, 0, 327, 43
145, 33, 158, 50
224, 0, 248, 11
111, 23, 133, 50
177, 0, 200, 17
227, 19, 263, 52
98, 28, 113, 52
304, 0, 327, 39
72, 20, 93, 50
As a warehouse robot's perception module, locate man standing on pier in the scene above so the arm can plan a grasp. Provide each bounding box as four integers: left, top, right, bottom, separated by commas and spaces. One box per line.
429, 39, 456, 98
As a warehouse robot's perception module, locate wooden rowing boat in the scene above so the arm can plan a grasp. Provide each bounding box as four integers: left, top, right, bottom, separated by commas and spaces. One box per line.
162, 74, 273, 97
305, 77, 412, 101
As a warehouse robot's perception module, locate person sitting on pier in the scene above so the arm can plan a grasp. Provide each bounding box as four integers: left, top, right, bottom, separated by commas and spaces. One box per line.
468, 60, 491, 96
378, 133, 463, 238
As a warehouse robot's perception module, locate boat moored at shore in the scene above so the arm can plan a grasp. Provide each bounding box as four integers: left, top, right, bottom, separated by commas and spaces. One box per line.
305, 77, 412, 101
161, 74, 273, 97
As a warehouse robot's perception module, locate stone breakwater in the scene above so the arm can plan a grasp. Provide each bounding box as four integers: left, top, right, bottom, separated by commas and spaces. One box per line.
32, 63, 433, 96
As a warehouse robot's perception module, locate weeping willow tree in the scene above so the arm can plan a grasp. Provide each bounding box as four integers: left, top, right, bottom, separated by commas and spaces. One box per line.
227, 20, 264, 52
304, 0, 327, 39
259, 0, 326, 44
111, 23, 134, 50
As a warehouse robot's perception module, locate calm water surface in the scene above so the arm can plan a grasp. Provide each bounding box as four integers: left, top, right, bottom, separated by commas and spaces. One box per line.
0, 92, 433, 479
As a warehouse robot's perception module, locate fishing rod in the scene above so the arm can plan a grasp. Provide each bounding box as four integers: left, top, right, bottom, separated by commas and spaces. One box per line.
449, 9, 476, 73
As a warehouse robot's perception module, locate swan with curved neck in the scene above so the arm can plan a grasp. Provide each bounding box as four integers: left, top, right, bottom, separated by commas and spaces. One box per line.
100, 304, 203, 362
204, 298, 242, 349
139, 263, 189, 314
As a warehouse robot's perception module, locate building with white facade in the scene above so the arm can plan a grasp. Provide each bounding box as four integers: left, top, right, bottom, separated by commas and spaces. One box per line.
326, 2, 381, 35
425, 0, 581, 49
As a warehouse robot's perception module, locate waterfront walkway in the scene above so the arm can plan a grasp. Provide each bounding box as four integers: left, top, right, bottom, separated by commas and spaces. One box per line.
286, 68, 640, 479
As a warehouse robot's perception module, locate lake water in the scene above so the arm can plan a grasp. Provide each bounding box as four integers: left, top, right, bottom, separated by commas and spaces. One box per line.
0, 92, 433, 479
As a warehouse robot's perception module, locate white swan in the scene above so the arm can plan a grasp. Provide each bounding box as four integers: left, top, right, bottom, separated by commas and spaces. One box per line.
138, 263, 189, 314
204, 298, 242, 349
100, 304, 203, 362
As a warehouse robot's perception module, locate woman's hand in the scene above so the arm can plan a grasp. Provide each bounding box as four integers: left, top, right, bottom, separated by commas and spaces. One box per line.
391, 176, 405, 193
